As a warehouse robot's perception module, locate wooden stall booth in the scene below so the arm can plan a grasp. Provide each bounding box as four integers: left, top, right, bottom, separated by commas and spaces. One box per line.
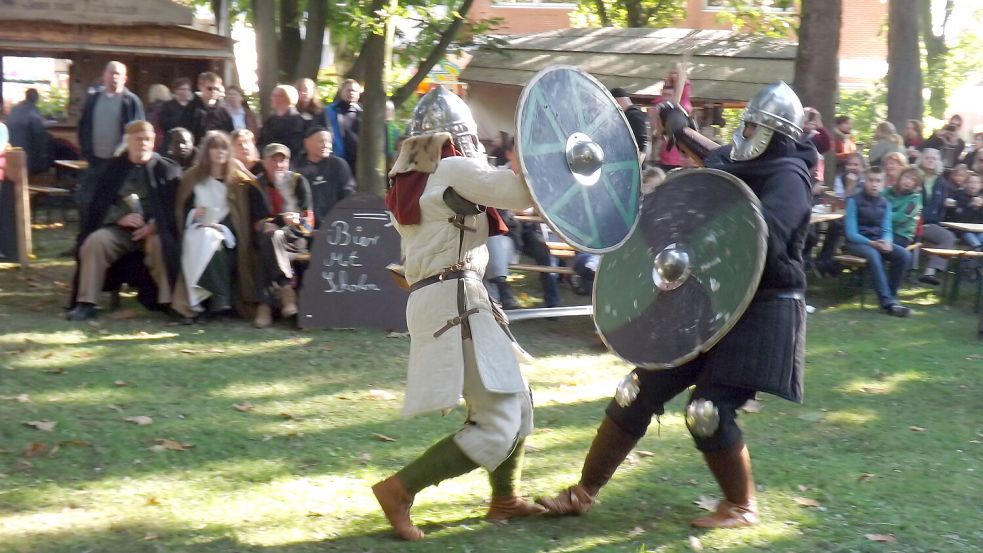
0, 0, 234, 146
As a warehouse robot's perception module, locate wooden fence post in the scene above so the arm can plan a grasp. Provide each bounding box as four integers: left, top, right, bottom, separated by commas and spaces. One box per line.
6, 148, 32, 268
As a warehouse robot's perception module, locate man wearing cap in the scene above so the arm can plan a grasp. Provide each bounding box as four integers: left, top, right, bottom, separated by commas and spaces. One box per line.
611, 87, 650, 163
249, 143, 313, 328
67, 121, 181, 321
292, 126, 356, 227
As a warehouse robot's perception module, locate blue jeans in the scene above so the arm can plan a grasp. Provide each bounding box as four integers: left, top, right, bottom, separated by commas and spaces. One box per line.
844, 242, 911, 308
963, 232, 983, 249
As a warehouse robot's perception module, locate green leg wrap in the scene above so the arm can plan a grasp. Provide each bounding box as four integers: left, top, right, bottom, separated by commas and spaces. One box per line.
397, 434, 479, 495
488, 438, 525, 498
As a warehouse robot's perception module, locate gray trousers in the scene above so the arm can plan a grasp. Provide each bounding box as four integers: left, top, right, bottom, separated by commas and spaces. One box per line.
76, 226, 171, 305
921, 224, 957, 271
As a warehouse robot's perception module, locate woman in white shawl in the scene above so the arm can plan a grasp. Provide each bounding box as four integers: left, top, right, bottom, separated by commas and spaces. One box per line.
171, 131, 260, 320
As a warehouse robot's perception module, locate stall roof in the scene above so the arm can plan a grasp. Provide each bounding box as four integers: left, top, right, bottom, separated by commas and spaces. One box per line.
0, 22, 233, 60
0, 0, 193, 26
461, 27, 797, 104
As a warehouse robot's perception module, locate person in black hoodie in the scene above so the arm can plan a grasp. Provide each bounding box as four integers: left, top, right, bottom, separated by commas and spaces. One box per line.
538, 82, 814, 530
157, 77, 197, 153
190, 72, 234, 142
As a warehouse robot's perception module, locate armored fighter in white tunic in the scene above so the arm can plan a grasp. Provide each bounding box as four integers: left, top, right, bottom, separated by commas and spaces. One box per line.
371, 86, 546, 541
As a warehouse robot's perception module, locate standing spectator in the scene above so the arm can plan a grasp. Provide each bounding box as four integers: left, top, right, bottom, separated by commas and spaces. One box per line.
832, 115, 856, 172
649, 67, 691, 170
292, 126, 356, 227
223, 85, 259, 134
903, 119, 923, 150
294, 78, 323, 122
249, 143, 312, 328
67, 121, 179, 321
924, 116, 966, 169
259, 84, 307, 160
190, 72, 233, 141
231, 129, 263, 176
868, 121, 906, 167
77, 61, 145, 219
843, 167, 912, 316
170, 131, 260, 320
6, 88, 50, 174
610, 87, 650, 162
802, 108, 831, 152
145, 83, 172, 151
960, 132, 983, 168
949, 172, 983, 249
886, 167, 924, 250
324, 79, 362, 172
917, 148, 958, 285
158, 78, 196, 153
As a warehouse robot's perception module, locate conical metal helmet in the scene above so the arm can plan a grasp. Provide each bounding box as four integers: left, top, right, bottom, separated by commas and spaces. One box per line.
408, 86, 480, 158
731, 81, 805, 161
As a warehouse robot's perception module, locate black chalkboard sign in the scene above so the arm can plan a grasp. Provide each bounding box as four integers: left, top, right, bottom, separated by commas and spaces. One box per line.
298, 193, 407, 330
0, 180, 19, 264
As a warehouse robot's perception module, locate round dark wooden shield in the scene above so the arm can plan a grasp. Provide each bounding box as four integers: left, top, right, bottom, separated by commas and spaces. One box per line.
593, 168, 767, 368
516, 65, 641, 253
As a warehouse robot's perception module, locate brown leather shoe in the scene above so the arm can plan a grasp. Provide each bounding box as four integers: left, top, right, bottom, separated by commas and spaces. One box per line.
486, 496, 547, 522
372, 476, 424, 541
536, 484, 595, 516
253, 304, 273, 329
278, 285, 298, 317
690, 499, 759, 528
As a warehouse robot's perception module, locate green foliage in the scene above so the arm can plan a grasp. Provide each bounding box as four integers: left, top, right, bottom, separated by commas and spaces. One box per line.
570, 0, 686, 28
838, 84, 888, 149
708, 0, 799, 37
36, 86, 68, 120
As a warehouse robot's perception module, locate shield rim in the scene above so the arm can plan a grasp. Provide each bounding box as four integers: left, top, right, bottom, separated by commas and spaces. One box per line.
591, 167, 769, 369
515, 64, 641, 254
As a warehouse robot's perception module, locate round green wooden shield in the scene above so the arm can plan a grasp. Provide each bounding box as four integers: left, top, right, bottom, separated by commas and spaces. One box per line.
516, 65, 641, 253
593, 168, 768, 369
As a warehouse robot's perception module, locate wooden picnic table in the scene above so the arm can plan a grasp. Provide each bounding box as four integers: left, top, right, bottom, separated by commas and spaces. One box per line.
941, 221, 983, 234
55, 159, 89, 171
810, 212, 843, 225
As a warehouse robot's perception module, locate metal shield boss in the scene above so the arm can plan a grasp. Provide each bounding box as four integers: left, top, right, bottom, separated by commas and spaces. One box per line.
516, 65, 641, 253
593, 168, 767, 369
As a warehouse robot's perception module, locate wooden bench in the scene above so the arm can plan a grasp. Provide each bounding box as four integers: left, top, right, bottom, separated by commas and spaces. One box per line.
508, 263, 575, 275
921, 247, 983, 308
28, 185, 74, 223
833, 254, 869, 307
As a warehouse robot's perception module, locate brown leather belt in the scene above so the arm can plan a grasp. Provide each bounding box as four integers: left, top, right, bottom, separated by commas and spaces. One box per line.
409, 270, 481, 293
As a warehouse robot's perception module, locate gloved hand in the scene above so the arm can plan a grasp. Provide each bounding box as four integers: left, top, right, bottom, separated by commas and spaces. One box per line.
654, 101, 696, 152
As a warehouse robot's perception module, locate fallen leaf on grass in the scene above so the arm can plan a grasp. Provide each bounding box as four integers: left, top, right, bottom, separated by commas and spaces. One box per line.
233, 402, 255, 412
694, 495, 718, 512
24, 420, 56, 432
858, 473, 875, 483
142, 533, 160, 541
909, 426, 926, 432
371, 433, 397, 442
179, 349, 197, 355
688, 535, 704, 551
322, 344, 335, 352
367, 389, 396, 401
865, 534, 897, 543
306, 511, 325, 518
146, 496, 162, 506
60, 439, 92, 448
793, 496, 821, 507
627, 526, 645, 537
280, 413, 303, 421
0, 394, 30, 403
797, 484, 809, 492
740, 399, 764, 413
125, 416, 154, 426
24, 442, 47, 457
44, 367, 66, 375
357, 452, 372, 465
114, 380, 129, 387
47, 444, 60, 458
150, 439, 193, 452
636, 450, 655, 458
107, 309, 138, 320
208, 348, 225, 354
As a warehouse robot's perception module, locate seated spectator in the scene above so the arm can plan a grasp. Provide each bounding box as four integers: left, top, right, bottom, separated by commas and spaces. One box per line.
66, 121, 180, 321
868, 121, 906, 168
249, 143, 313, 328
170, 131, 259, 321
802, 107, 832, 154
485, 212, 519, 309
6, 88, 51, 174
950, 172, 983, 250
886, 167, 924, 250
947, 163, 968, 193
292, 126, 355, 227
917, 148, 958, 285
640, 166, 666, 196
571, 253, 599, 296
165, 127, 196, 170
295, 78, 323, 122
158, 77, 196, 153
833, 151, 867, 199
260, 84, 308, 159
231, 128, 263, 176
843, 167, 912, 317
224, 85, 259, 134
961, 132, 983, 168
832, 115, 856, 173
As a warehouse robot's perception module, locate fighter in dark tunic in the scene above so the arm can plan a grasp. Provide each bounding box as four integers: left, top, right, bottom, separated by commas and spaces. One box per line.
537, 81, 816, 528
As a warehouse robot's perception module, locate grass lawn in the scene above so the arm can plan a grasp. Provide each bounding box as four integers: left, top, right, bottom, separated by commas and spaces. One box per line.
1, 225, 981, 553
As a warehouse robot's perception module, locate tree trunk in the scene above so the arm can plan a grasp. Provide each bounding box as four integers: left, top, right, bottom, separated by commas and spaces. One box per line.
355, 0, 396, 197
593, 0, 610, 27
920, 0, 952, 118
887, 0, 922, 129
279, 0, 302, 81
296, 0, 328, 81
253, 0, 278, 118
625, 0, 644, 27
389, 0, 476, 108
793, 0, 841, 185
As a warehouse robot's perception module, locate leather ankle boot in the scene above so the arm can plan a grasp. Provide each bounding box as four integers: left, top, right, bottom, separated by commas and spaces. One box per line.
372, 475, 424, 541
253, 304, 273, 328
278, 285, 298, 317
691, 442, 759, 528
537, 417, 639, 515
486, 496, 547, 522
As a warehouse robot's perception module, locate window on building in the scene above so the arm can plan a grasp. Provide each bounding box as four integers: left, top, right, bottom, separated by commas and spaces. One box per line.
704, 0, 796, 12
492, 0, 577, 5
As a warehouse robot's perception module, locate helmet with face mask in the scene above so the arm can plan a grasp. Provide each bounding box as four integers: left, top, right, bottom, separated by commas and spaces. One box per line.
730, 81, 804, 161
408, 86, 483, 159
